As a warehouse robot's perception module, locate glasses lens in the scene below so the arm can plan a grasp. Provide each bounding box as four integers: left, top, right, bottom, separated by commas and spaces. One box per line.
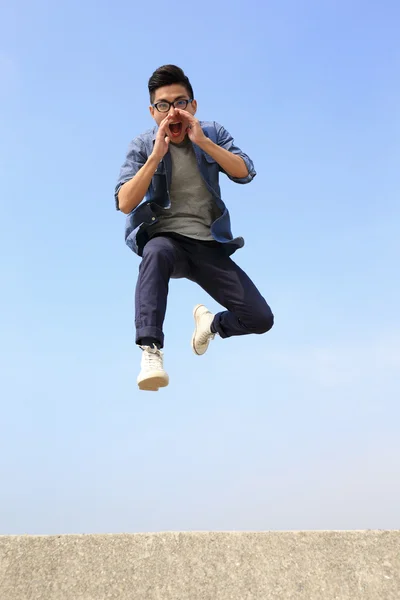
174, 100, 188, 109
156, 102, 169, 112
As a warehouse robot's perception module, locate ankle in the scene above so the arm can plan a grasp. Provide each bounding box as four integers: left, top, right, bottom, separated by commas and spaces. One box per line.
139, 337, 161, 349
210, 318, 217, 334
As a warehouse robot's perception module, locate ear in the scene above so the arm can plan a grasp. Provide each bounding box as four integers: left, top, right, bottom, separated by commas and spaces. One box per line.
191, 99, 198, 115
149, 105, 156, 120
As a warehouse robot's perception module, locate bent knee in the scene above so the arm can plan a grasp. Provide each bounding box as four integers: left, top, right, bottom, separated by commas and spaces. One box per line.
247, 308, 274, 334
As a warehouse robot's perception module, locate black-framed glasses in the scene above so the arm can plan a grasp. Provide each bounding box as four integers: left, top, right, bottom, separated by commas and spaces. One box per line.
152, 98, 193, 113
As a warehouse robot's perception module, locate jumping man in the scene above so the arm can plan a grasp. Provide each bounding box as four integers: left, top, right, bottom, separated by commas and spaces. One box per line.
115, 65, 274, 391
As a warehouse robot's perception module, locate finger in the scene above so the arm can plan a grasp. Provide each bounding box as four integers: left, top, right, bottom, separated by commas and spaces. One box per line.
161, 113, 175, 125
175, 109, 195, 122
160, 114, 173, 127
158, 116, 173, 134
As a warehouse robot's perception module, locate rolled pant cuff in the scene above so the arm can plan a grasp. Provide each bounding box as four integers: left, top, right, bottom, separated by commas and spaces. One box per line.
136, 326, 164, 348
212, 313, 229, 339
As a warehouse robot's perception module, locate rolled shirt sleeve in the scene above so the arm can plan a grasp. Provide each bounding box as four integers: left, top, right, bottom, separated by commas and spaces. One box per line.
215, 122, 256, 184
114, 137, 147, 210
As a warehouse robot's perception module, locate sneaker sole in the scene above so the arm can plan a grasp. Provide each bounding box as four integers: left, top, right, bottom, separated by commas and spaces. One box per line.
137, 374, 169, 392
191, 304, 208, 356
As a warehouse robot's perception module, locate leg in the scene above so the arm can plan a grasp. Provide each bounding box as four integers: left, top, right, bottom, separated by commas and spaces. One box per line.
190, 251, 274, 338
135, 235, 189, 348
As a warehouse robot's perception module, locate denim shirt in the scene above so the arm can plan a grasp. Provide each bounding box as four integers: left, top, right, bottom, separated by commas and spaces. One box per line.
114, 121, 256, 256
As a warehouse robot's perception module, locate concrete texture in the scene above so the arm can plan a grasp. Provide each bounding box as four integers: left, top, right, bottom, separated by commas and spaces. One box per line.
0, 531, 399, 599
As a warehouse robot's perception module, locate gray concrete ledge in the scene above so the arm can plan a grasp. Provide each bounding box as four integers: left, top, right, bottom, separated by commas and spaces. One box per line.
1, 531, 399, 599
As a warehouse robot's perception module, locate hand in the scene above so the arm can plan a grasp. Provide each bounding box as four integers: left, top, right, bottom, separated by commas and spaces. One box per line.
151, 115, 173, 161
174, 109, 207, 146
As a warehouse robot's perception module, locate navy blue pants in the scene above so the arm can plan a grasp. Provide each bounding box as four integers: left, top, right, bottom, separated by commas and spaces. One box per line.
135, 234, 274, 348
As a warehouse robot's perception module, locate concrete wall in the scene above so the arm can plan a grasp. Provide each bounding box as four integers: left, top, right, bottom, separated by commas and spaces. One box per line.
1, 531, 399, 599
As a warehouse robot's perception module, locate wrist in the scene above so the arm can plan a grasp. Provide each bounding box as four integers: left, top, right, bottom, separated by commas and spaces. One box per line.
148, 151, 163, 166
197, 136, 213, 152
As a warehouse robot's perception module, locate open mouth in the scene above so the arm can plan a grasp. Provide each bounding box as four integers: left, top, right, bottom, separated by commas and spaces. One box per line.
169, 121, 183, 138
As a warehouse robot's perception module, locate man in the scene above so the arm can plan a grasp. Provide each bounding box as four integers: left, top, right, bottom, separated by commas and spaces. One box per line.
115, 65, 274, 391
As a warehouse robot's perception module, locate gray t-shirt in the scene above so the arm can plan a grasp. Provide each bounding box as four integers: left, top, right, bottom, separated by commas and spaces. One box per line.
148, 137, 221, 241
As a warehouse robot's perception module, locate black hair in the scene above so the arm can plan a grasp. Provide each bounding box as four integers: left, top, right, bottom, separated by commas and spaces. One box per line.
148, 65, 194, 103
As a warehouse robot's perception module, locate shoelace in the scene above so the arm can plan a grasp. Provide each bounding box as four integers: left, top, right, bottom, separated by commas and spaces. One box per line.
198, 329, 215, 345
140, 345, 163, 370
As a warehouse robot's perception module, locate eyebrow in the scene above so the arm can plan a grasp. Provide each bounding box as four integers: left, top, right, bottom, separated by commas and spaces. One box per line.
155, 95, 188, 103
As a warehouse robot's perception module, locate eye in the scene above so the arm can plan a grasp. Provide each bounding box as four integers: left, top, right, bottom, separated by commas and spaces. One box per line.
156, 102, 169, 112
175, 100, 188, 109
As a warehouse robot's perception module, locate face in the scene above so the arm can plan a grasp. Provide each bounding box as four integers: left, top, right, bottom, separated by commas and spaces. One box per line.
149, 83, 197, 144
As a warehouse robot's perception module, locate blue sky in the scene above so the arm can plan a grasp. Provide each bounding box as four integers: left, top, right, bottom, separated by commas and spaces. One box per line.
1, 0, 399, 534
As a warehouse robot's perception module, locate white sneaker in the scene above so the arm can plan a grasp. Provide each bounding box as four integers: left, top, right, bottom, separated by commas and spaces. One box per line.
137, 345, 169, 391
191, 304, 216, 355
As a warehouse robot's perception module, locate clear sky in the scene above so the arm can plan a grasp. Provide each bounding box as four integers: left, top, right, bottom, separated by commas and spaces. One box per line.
1, 0, 399, 535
